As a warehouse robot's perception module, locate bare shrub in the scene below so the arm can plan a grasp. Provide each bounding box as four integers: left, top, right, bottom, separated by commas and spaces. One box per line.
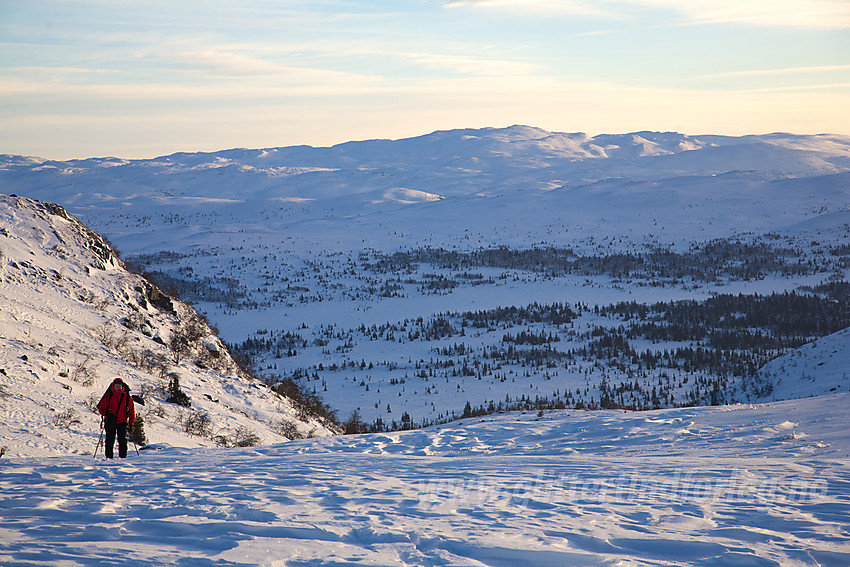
148, 402, 167, 419
212, 433, 232, 448
232, 426, 261, 447
122, 347, 141, 368
270, 418, 304, 440
113, 331, 132, 355
125, 351, 169, 383
124, 347, 168, 376
94, 324, 132, 359
168, 334, 190, 364
178, 408, 211, 436
84, 393, 100, 413
136, 379, 156, 401
168, 312, 209, 364
213, 426, 263, 448
71, 356, 97, 387
93, 324, 115, 347
181, 312, 207, 344
53, 407, 80, 428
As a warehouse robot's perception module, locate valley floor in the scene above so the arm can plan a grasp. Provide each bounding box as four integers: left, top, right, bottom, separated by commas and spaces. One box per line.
2, 393, 849, 566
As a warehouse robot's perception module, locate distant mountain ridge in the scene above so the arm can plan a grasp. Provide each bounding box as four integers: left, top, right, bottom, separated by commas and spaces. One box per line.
2, 126, 849, 255
2, 126, 849, 435
5, 125, 849, 172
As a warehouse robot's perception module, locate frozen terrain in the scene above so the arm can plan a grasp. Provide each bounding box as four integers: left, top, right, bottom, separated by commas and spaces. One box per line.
1, 393, 848, 566
1, 126, 850, 565
0, 195, 335, 459
2, 127, 849, 426
3, 127, 850, 255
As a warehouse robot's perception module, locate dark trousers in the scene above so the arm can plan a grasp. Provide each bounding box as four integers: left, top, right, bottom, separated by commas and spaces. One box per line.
104, 415, 128, 458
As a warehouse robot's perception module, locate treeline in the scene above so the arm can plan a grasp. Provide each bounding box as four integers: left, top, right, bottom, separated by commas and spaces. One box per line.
230, 330, 308, 358
364, 238, 819, 282
138, 270, 256, 309
603, 291, 850, 349
347, 303, 575, 344
459, 302, 577, 328
342, 395, 576, 434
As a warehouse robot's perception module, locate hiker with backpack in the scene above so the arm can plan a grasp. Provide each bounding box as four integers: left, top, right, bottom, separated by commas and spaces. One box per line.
96, 378, 136, 459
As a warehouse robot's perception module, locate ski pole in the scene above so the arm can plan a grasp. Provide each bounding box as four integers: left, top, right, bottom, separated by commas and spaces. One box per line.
93, 417, 104, 458
131, 429, 140, 456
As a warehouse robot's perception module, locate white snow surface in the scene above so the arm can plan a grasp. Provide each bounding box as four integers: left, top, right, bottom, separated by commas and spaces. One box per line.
2, 127, 850, 565
1, 394, 848, 566
752, 327, 850, 402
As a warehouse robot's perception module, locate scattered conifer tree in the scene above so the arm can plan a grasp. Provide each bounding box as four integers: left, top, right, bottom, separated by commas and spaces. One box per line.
166, 374, 191, 407
132, 416, 147, 446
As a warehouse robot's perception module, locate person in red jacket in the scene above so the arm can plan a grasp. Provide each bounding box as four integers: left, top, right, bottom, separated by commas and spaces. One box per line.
97, 378, 136, 458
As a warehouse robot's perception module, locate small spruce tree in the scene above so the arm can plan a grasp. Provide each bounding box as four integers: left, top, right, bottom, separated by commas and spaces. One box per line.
165, 374, 191, 407
342, 410, 365, 435
132, 416, 147, 446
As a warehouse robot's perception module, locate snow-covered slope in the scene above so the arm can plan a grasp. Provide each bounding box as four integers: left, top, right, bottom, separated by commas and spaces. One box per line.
1, 393, 847, 565
748, 326, 850, 402
1, 128, 849, 565
0, 195, 335, 458
2, 126, 849, 437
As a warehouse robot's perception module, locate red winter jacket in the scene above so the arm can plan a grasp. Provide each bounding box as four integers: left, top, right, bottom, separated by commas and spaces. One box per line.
97, 378, 135, 426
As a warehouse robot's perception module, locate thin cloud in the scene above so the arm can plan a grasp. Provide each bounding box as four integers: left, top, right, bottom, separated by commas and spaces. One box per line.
442, 0, 611, 17
638, 0, 850, 28
171, 51, 292, 77
443, 0, 850, 28
169, 49, 379, 86
701, 64, 850, 79
405, 52, 540, 76
735, 82, 850, 93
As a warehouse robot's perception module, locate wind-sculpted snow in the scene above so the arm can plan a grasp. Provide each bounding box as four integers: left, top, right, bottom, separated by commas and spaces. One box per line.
1, 394, 847, 566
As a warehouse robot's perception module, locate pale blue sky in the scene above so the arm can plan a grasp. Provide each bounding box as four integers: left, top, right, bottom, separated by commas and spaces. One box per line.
1, 0, 848, 158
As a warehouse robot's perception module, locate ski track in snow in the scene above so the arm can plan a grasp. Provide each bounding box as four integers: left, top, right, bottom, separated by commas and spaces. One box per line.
2, 395, 849, 566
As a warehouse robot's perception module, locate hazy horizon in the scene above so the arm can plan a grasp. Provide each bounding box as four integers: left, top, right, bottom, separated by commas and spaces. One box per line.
2, 0, 849, 159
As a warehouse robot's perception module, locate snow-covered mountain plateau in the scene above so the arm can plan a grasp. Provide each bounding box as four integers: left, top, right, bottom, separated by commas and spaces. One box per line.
1, 126, 849, 565
2, 126, 849, 431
